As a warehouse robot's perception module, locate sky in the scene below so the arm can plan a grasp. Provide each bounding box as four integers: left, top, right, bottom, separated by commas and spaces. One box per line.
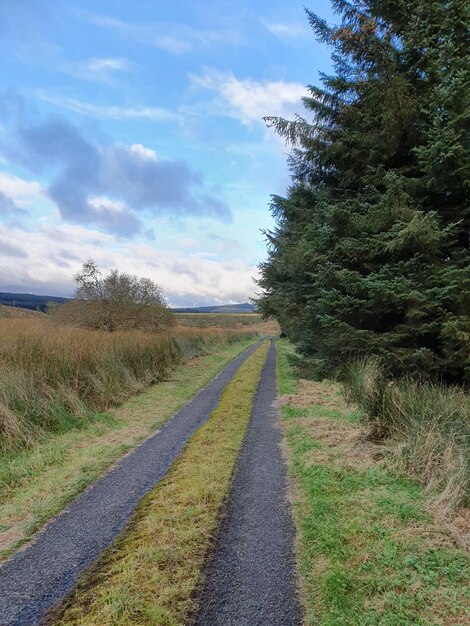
0, 0, 335, 306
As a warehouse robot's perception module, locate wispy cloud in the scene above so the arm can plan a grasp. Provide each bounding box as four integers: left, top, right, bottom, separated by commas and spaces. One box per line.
85, 57, 130, 72
0, 236, 28, 258
36, 91, 181, 122
208, 233, 241, 253
261, 20, 310, 40
190, 68, 307, 126
68, 57, 132, 82
90, 14, 242, 54
0, 188, 31, 230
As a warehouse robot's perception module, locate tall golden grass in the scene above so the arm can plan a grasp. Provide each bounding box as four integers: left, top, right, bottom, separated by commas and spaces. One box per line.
0, 318, 255, 452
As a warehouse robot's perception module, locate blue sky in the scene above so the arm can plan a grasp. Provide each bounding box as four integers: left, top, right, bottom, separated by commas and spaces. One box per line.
0, 0, 335, 306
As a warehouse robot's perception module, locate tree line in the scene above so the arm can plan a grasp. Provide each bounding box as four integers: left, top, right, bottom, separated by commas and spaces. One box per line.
258, 0, 469, 383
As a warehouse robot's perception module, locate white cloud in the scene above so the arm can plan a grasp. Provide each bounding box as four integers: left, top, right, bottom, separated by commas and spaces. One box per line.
0, 222, 259, 304
36, 91, 181, 123
129, 143, 157, 161
85, 57, 130, 72
151, 35, 192, 55
0, 172, 43, 206
67, 56, 132, 81
261, 20, 310, 40
5, 116, 230, 235
88, 195, 126, 212
190, 68, 307, 126
178, 237, 199, 249
91, 21, 192, 53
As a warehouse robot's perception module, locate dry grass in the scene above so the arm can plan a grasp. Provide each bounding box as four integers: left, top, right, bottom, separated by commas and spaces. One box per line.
284, 377, 469, 546
340, 357, 470, 515
0, 318, 258, 452
50, 341, 270, 626
0, 337, 257, 559
245, 318, 280, 335
282, 379, 381, 472
281, 379, 346, 409
175, 313, 280, 335
175, 312, 260, 328
0, 305, 46, 319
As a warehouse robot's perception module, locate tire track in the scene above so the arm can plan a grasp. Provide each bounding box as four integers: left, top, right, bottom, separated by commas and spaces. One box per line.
195, 340, 302, 626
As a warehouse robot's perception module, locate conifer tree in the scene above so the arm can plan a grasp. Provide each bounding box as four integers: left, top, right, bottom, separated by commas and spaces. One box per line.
258, 0, 469, 382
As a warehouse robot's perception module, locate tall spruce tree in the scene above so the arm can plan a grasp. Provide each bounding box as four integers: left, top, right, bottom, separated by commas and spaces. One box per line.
258, 0, 469, 382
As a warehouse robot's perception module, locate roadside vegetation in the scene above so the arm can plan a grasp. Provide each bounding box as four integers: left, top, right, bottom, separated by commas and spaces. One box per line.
0, 318, 252, 453
341, 358, 469, 515
278, 340, 469, 626
0, 252, 275, 560
0, 334, 257, 559
0, 258, 270, 559
49, 341, 270, 626
0, 259, 268, 456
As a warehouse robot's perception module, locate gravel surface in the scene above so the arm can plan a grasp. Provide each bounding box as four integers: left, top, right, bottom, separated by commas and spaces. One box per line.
195, 340, 302, 626
0, 342, 260, 626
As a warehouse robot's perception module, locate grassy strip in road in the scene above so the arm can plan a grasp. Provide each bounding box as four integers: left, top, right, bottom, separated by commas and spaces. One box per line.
51, 340, 270, 626
0, 337, 256, 560
278, 340, 469, 626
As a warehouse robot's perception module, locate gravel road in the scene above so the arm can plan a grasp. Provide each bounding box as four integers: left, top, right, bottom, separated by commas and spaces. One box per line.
0, 342, 260, 626
195, 340, 302, 626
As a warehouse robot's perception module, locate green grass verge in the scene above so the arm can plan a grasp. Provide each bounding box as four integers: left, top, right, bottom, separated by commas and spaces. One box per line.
277, 339, 470, 626
50, 340, 270, 626
0, 337, 256, 560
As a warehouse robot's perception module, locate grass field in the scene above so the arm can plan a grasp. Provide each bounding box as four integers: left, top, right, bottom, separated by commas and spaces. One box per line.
278, 340, 469, 625
0, 337, 258, 559
0, 304, 46, 319
176, 312, 262, 328
0, 317, 263, 453
50, 341, 270, 626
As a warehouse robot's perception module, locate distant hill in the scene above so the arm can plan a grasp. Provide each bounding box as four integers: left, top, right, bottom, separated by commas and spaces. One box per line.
172, 303, 257, 314
0, 293, 256, 315
0, 292, 69, 312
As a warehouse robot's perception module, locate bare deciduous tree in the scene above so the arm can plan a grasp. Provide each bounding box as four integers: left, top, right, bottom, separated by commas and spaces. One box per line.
50, 259, 175, 331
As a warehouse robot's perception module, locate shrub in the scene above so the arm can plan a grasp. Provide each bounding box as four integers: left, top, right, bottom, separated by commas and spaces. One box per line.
49, 259, 175, 331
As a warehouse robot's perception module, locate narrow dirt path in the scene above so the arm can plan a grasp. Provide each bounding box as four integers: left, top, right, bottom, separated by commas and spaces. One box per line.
195, 340, 302, 626
0, 343, 260, 626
